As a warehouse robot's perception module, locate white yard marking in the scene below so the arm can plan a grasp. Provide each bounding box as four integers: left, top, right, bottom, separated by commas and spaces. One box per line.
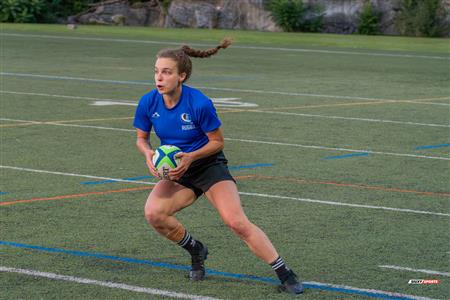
0, 266, 221, 300
248, 110, 450, 128
2, 32, 448, 60
1, 117, 449, 161
379, 265, 450, 277
0, 165, 154, 185
0, 72, 415, 101
239, 192, 450, 217
1, 165, 449, 217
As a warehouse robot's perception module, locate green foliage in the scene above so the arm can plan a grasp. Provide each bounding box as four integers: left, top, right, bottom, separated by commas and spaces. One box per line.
396, 0, 448, 37
268, 0, 324, 32
357, 2, 381, 35
0, 0, 94, 23
0, 0, 45, 23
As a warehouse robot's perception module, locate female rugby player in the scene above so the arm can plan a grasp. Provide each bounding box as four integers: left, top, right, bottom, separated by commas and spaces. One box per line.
133, 38, 303, 295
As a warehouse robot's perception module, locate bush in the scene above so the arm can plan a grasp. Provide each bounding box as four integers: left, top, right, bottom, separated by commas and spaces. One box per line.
357, 2, 381, 35
268, 0, 324, 32
0, 0, 94, 23
396, 0, 448, 37
0, 0, 45, 23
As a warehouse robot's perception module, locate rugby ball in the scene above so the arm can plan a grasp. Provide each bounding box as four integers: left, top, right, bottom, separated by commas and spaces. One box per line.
152, 145, 181, 180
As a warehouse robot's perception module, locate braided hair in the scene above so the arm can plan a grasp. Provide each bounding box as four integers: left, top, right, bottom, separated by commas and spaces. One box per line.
156, 38, 232, 83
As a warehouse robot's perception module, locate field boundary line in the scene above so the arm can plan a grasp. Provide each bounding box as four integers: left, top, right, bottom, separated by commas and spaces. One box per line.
0, 243, 439, 300
250, 175, 450, 198
0, 266, 221, 300
379, 265, 450, 277
2, 32, 448, 60
1, 165, 448, 216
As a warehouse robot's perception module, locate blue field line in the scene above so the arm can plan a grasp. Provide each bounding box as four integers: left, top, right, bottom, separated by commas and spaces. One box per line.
228, 163, 273, 170
415, 143, 450, 150
323, 153, 369, 160
0, 192, 8, 195
0, 241, 425, 299
80, 164, 272, 185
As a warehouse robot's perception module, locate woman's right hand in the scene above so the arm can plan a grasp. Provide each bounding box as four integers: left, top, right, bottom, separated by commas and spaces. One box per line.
145, 150, 160, 178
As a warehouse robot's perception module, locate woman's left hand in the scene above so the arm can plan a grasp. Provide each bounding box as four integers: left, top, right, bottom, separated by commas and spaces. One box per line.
169, 152, 194, 181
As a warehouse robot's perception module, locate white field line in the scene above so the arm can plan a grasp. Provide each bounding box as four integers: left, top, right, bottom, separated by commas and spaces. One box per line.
306, 281, 438, 300
1, 118, 449, 161
1, 165, 449, 217
0, 72, 410, 101
379, 265, 450, 277
248, 110, 450, 128
2, 32, 448, 60
0, 266, 221, 300
2, 90, 449, 128
0, 90, 136, 103
239, 192, 450, 217
225, 137, 450, 161
2, 73, 449, 106
0, 165, 155, 185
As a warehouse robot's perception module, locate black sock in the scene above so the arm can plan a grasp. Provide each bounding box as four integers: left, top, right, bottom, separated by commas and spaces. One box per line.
270, 256, 292, 283
177, 231, 203, 256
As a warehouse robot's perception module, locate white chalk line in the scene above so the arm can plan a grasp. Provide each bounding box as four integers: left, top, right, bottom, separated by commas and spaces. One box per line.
0, 266, 221, 300
1, 165, 448, 217
0, 165, 155, 186
2, 90, 449, 128
0, 72, 420, 101
248, 109, 450, 128
2, 32, 448, 60
379, 265, 450, 277
1, 118, 448, 161
225, 137, 450, 161
239, 192, 450, 217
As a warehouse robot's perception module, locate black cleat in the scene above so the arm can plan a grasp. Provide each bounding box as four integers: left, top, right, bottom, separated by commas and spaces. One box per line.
189, 244, 208, 281
278, 270, 304, 295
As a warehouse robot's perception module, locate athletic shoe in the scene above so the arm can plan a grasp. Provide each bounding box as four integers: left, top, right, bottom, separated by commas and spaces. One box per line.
189, 244, 208, 281
278, 270, 304, 294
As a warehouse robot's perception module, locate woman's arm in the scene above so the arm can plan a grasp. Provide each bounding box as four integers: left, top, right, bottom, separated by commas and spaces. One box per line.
169, 128, 224, 180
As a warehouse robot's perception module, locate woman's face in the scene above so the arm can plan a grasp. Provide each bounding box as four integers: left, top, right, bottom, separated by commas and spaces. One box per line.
154, 58, 186, 95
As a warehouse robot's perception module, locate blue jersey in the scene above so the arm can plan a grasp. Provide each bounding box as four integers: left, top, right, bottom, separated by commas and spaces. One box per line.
133, 85, 221, 153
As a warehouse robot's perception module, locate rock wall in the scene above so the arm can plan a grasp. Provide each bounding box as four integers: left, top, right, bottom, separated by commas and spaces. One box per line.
72, 0, 449, 35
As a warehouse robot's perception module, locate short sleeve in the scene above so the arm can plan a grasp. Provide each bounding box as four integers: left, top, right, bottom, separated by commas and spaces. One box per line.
133, 96, 152, 132
197, 99, 221, 133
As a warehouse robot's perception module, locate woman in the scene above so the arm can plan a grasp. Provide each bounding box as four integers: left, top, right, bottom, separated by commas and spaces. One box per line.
133, 38, 303, 295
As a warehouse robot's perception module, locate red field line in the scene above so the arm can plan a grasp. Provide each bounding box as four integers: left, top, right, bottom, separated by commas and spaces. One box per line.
0, 175, 255, 206
0, 186, 153, 206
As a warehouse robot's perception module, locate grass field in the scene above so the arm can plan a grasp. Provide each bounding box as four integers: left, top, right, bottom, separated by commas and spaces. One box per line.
0, 23, 449, 300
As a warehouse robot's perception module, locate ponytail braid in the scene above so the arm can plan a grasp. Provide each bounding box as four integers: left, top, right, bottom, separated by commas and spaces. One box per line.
181, 37, 232, 58
156, 37, 232, 83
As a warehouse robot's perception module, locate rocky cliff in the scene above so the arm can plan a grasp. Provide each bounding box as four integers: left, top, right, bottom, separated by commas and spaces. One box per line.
72, 0, 449, 35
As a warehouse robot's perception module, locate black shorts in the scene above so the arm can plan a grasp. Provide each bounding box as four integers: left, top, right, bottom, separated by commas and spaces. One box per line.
176, 151, 235, 198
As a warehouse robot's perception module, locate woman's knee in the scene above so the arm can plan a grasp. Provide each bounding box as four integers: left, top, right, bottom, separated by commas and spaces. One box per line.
144, 203, 167, 228
225, 218, 253, 239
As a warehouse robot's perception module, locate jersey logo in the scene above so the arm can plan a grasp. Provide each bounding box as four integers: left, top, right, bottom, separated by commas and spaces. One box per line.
152, 112, 160, 118
180, 113, 192, 123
